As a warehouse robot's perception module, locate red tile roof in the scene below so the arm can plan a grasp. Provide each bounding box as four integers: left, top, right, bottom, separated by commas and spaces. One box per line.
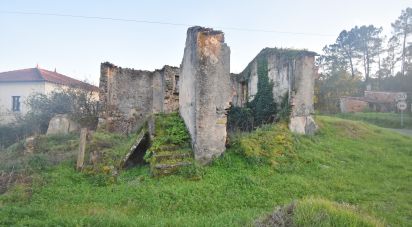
0, 68, 98, 91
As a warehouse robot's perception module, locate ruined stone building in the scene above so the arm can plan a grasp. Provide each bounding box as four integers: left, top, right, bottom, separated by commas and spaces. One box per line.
99, 63, 179, 133
231, 48, 318, 134
98, 26, 318, 164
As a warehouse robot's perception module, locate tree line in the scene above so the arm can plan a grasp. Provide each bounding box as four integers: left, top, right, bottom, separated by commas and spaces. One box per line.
316, 7, 412, 113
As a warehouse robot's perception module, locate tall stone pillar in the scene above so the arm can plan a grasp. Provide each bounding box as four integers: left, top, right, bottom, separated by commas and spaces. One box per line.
179, 26, 231, 164
289, 55, 318, 135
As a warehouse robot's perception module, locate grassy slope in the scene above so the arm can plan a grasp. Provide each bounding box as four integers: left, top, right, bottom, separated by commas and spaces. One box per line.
0, 116, 411, 226
336, 112, 412, 129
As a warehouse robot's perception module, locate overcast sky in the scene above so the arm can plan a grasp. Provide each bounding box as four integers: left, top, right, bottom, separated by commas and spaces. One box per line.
1, 0, 411, 84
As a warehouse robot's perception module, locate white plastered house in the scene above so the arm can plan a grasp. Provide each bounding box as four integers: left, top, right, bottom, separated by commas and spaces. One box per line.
0, 67, 99, 124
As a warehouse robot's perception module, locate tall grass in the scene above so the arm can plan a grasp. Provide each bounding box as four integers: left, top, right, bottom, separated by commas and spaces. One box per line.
0, 116, 411, 226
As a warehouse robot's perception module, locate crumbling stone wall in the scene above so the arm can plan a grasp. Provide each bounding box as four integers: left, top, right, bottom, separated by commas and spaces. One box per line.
179, 26, 232, 164
230, 73, 247, 107
99, 63, 179, 133
340, 97, 369, 113
99, 27, 320, 166
232, 48, 318, 134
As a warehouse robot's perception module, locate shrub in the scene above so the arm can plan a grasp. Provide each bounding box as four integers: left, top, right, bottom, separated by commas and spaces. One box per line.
228, 57, 278, 132
0, 88, 98, 148
234, 123, 295, 166
227, 106, 254, 132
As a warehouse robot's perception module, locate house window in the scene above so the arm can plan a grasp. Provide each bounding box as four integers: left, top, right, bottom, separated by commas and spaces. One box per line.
12, 96, 20, 112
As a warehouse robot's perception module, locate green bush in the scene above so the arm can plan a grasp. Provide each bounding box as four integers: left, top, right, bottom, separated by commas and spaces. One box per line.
228, 57, 278, 132
0, 88, 98, 148
227, 106, 254, 132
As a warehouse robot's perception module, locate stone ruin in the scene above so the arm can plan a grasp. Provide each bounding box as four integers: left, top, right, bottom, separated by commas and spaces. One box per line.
99, 63, 180, 133
179, 27, 232, 164
98, 26, 318, 164
231, 48, 318, 134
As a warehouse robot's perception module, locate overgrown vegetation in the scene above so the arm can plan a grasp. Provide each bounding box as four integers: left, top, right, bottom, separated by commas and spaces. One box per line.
228, 56, 284, 132
85, 131, 138, 167
292, 198, 383, 226
144, 113, 194, 177
232, 122, 295, 166
1, 116, 411, 226
256, 197, 383, 227
248, 57, 276, 125
0, 88, 98, 148
0, 133, 79, 194
315, 72, 363, 113
147, 113, 191, 153
0, 133, 79, 173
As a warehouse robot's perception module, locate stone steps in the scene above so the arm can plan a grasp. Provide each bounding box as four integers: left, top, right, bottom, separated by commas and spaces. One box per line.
152, 161, 192, 176
152, 152, 192, 163
151, 149, 193, 177
148, 113, 194, 177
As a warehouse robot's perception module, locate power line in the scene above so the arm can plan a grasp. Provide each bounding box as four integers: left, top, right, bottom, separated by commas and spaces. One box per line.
0, 10, 335, 37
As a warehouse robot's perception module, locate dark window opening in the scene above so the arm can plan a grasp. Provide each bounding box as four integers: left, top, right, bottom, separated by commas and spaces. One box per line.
174, 75, 180, 94
12, 96, 20, 112
241, 82, 248, 105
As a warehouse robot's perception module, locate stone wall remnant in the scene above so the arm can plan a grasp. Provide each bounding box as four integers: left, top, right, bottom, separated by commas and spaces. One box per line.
179, 26, 232, 164
232, 48, 319, 135
46, 114, 80, 135
98, 27, 320, 166
340, 97, 369, 113
99, 63, 179, 133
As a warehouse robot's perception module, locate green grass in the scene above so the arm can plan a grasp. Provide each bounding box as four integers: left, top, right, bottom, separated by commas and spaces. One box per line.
293, 197, 383, 227
149, 113, 191, 152
335, 112, 412, 129
86, 130, 139, 168
0, 133, 79, 173
0, 116, 411, 226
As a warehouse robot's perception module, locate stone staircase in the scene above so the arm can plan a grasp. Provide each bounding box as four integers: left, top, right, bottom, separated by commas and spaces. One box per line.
151, 148, 193, 176
147, 113, 194, 177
